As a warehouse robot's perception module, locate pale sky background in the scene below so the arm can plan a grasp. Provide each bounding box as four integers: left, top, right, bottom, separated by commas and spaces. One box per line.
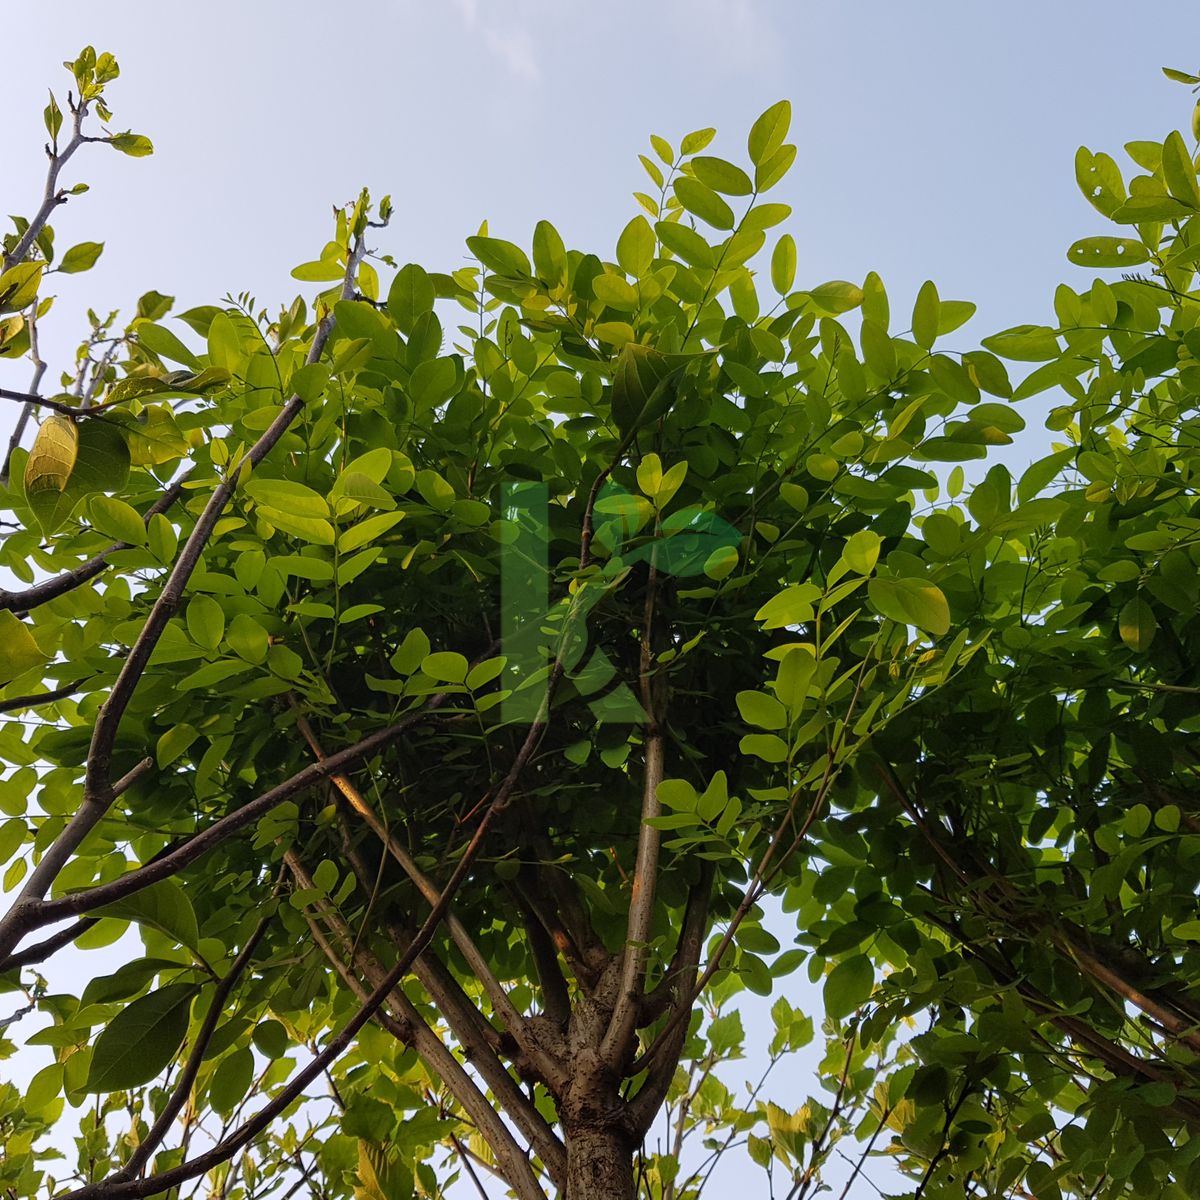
3, 2, 1200, 1196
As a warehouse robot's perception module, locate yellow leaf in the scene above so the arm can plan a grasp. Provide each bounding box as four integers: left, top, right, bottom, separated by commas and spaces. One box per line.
1118, 596, 1157, 652
23, 415, 79, 497
0, 611, 49, 684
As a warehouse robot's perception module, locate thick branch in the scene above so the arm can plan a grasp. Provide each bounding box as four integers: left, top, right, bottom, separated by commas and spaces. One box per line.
640, 862, 714, 1026
600, 727, 664, 1068
601, 542, 665, 1068
285, 852, 548, 1200
627, 864, 713, 1137
518, 821, 611, 987
378, 907, 567, 1186
515, 888, 572, 1029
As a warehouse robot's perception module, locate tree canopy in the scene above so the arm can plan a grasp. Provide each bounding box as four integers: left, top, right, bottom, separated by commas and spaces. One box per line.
2, 46, 1200, 1200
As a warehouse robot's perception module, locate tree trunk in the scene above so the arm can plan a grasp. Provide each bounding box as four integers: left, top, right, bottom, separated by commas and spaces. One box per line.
563, 1120, 634, 1199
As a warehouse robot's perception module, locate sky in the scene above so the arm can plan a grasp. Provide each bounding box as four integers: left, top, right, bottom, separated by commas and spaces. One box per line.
3, 1, 1200, 1195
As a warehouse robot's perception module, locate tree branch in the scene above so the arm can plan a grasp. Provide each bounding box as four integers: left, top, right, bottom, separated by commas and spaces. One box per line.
627, 863, 712, 1136
0, 704, 432, 963
112, 901, 275, 1182
56, 750, 511, 1200
3, 94, 92, 273
284, 851, 548, 1200
336, 817, 567, 1186
0, 307, 47, 486
514, 887, 572, 1029
295, 711, 567, 1092
601, 538, 664, 1068
0, 472, 190, 614
0, 386, 101, 418
0, 677, 89, 715
0, 215, 377, 959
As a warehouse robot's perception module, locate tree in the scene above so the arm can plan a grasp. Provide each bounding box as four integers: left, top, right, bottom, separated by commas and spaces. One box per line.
0, 45, 1198, 1200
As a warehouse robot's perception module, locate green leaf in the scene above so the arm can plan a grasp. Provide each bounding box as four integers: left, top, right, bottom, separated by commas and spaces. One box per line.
616, 216, 655, 278
0, 261, 45, 313
260, 509, 335, 545
824, 954, 873, 1019
809, 281, 863, 315
89, 495, 146, 546
338, 512, 405, 553
681, 127, 716, 155
611, 342, 677, 435
981, 325, 1061, 362
968, 402, 1025, 433
466, 235, 531, 277
1161, 130, 1200, 208
84, 983, 197, 1092
44, 91, 63, 141
156, 723, 198, 767
252, 1019, 289, 1058
58, 241, 104, 274
843, 529, 881, 575
655, 221, 714, 268
748, 100, 791, 166
1075, 147, 1126, 217
1067, 237, 1150, 269
674, 177, 734, 230
756, 144, 797, 191
593, 273, 639, 310
736, 690, 787, 731
227, 613, 269, 664
187, 595, 225, 649
110, 131, 154, 156
391, 629, 431, 675
911, 280, 940, 350
739, 733, 789, 763
244, 478, 329, 518
1111, 195, 1191, 223
416, 468, 455, 511
387, 263, 435, 335
136, 320, 203, 370
209, 1046, 254, 1116
868, 576, 951, 635
690, 155, 754, 196
771, 234, 796, 294
755, 583, 820, 629
292, 258, 344, 282
467, 656, 506, 690
94, 879, 200, 950
704, 544, 738, 580
532, 220, 568, 286
422, 651, 468, 683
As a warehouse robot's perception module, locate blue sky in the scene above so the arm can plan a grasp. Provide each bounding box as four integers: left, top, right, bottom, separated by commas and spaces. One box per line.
4, 0, 1200, 399
3, 2, 1200, 1194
